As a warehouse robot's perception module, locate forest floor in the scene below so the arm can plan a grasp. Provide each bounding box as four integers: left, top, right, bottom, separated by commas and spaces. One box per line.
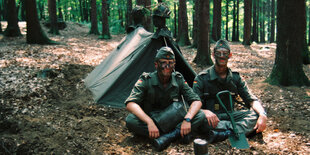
0, 22, 310, 154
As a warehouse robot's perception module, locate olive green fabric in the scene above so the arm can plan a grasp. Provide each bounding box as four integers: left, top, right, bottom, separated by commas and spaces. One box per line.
125, 71, 200, 114
155, 46, 175, 61
126, 110, 205, 136
193, 65, 259, 135
214, 39, 231, 52
193, 65, 257, 112
84, 26, 196, 108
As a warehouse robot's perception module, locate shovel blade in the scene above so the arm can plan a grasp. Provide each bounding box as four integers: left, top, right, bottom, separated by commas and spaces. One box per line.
228, 133, 249, 149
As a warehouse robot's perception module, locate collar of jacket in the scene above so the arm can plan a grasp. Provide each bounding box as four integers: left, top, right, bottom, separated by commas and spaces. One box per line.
149, 71, 178, 87
209, 65, 234, 82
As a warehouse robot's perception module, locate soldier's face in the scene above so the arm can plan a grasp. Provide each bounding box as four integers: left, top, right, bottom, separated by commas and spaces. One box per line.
153, 16, 166, 28
155, 59, 175, 77
213, 50, 231, 66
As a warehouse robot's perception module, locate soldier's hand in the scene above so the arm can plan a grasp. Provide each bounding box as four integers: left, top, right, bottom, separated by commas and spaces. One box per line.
203, 110, 219, 128
147, 121, 160, 139
254, 114, 267, 133
180, 121, 191, 137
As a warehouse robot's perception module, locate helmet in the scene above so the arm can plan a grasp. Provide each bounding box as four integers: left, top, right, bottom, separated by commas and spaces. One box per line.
152, 3, 171, 18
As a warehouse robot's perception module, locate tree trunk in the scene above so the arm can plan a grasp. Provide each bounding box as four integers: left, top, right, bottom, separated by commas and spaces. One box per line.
2, 0, 8, 21
243, 0, 252, 45
174, 2, 177, 38
260, 1, 265, 43
89, 0, 99, 34
58, 0, 63, 20
252, 0, 258, 42
0, 2, 2, 33
26, 0, 56, 44
192, 0, 199, 48
4, 0, 21, 37
100, 0, 111, 39
193, 0, 213, 66
236, 0, 240, 41
266, 0, 309, 86
48, 0, 60, 35
225, 0, 229, 40
308, 1, 310, 45
232, 0, 236, 41
118, 0, 124, 28
83, 0, 89, 22
126, 0, 132, 30
270, 0, 275, 42
38, 1, 45, 20
176, 0, 191, 46
211, 0, 222, 42
20, 0, 26, 21
79, 0, 83, 21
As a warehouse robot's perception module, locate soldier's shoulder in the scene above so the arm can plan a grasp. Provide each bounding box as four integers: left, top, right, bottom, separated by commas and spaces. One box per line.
140, 72, 152, 80
232, 71, 241, 77
198, 69, 211, 76
174, 71, 184, 79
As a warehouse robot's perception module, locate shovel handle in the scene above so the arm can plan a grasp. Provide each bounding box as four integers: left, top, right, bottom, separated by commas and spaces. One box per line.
216, 90, 239, 137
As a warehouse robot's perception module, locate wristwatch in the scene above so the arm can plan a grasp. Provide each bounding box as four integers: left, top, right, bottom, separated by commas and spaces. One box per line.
260, 111, 267, 117
184, 118, 191, 122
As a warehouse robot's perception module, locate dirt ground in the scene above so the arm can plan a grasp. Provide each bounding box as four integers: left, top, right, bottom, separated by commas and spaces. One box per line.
0, 22, 310, 154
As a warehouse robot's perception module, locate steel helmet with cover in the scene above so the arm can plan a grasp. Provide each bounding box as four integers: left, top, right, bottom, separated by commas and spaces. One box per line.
152, 3, 171, 18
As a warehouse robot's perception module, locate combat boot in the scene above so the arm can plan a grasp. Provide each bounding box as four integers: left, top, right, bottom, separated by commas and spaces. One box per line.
153, 128, 181, 151
207, 130, 232, 143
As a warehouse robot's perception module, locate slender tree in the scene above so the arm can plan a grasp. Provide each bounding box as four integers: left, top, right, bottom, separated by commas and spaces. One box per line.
174, 1, 177, 38
192, 0, 199, 48
118, 0, 124, 28
99, 0, 111, 39
270, 0, 275, 42
243, 0, 252, 45
48, 0, 60, 35
252, 0, 258, 42
4, 0, 21, 37
211, 0, 222, 42
0, 2, 2, 33
194, 0, 213, 66
89, 0, 99, 34
231, 0, 237, 41
38, 1, 45, 20
266, 0, 309, 86
225, 0, 229, 40
26, 0, 56, 44
308, 0, 310, 46
58, 0, 63, 20
260, 1, 265, 43
236, 0, 240, 41
176, 0, 191, 46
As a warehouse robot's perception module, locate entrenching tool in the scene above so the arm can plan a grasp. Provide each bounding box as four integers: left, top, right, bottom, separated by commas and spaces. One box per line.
216, 90, 250, 149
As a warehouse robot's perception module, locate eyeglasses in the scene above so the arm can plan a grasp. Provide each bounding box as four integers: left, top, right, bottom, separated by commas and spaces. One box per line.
158, 60, 175, 68
214, 51, 230, 57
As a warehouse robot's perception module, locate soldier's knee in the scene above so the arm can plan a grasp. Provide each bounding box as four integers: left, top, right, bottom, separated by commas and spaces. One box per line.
125, 114, 136, 130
